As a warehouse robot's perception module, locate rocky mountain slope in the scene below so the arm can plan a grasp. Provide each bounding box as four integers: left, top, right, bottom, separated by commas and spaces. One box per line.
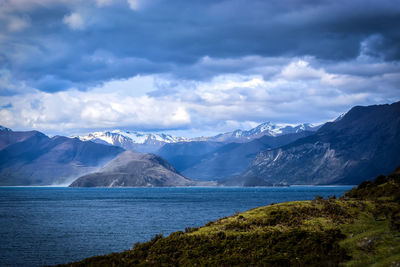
0, 126, 39, 150
69, 151, 202, 187
0, 128, 124, 185
59, 167, 400, 266
225, 101, 400, 186
157, 141, 225, 173
177, 131, 314, 181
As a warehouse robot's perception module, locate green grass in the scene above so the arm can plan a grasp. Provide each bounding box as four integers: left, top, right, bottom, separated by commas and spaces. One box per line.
190, 199, 362, 236
56, 170, 400, 267
339, 208, 400, 266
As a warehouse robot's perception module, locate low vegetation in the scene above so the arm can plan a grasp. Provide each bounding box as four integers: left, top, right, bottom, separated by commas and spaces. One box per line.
57, 167, 400, 266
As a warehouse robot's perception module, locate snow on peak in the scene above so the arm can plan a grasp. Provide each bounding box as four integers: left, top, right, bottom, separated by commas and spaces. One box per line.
201, 122, 320, 143
75, 130, 188, 146
73, 122, 321, 148
242, 122, 316, 137
0, 126, 11, 132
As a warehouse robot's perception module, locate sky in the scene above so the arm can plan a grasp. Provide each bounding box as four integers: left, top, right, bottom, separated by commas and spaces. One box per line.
0, 0, 399, 137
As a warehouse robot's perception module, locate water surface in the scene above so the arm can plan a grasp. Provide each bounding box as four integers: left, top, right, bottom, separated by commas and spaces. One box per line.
0, 186, 353, 266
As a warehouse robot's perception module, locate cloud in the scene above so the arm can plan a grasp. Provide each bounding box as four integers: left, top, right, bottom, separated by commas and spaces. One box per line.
0, 0, 399, 93
7, 16, 30, 32
280, 60, 325, 80
1, 57, 399, 135
35, 75, 74, 92
63, 12, 84, 30
0, 0, 399, 135
95, 0, 113, 7
359, 34, 400, 61
127, 0, 141, 10
0, 75, 192, 132
0, 103, 12, 109
0, 69, 35, 96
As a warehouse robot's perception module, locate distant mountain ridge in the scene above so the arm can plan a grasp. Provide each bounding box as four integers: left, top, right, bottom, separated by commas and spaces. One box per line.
3, 101, 396, 187
222, 101, 400, 186
0, 126, 211, 187
192, 122, 320, 143
0, 128, 124, 185
75, 130, 189, 153
74, 122, 320, 152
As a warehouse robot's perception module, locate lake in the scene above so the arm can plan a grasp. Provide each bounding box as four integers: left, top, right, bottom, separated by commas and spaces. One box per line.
0, 186, 353, 266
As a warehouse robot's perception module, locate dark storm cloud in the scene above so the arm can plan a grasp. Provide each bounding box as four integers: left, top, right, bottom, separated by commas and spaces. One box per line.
1, 0, 400, 136
1, 0, 400, 91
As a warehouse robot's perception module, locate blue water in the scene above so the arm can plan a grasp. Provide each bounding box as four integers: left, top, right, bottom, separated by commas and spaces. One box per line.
0, 186, 353, 266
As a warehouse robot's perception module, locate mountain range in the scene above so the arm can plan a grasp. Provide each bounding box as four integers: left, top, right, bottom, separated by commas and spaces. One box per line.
191, 122, 320, 143
0, 129, 124, 185
76, 130, 188, 153
222, 101, 400, 186
1, 101, 399, 186
74, 122, 320, 153
158, 131, 314, 181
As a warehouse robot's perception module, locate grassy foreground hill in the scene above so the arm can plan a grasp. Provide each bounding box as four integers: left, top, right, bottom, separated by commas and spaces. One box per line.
58, 167, 400, 266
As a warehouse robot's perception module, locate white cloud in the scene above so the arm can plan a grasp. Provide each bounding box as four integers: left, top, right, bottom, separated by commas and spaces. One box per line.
63, 12, 84, 30
1, 56, 399, 136
0, 86, 191, 132
280, 59, 325, 80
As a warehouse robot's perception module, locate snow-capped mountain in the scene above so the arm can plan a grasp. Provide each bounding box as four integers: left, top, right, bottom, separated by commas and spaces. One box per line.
75, 122, 321, 152
192, 122, 321, 143
0, 126, 11, 131
248, 122, 319, 137
75, 130, 188, 153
